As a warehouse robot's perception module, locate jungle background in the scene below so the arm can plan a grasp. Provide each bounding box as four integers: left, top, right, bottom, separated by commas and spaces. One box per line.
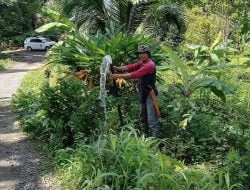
1, 0, 249, 189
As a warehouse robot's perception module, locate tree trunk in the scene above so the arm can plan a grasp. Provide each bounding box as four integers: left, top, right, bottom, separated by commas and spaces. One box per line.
128, 1, 152, 34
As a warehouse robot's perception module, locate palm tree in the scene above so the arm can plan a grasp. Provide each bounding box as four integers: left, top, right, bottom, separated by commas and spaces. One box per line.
56, 0, 148, 34
62, 0, 109, 33
143, 1, 186, 42
128, 1, 153, 33
42, 0, 186, 39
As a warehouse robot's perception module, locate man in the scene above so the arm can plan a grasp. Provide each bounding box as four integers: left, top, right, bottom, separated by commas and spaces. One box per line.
110, 45, 160, 137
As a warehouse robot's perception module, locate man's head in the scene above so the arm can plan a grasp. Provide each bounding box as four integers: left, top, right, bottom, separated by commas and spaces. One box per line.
136, 45, 151, 62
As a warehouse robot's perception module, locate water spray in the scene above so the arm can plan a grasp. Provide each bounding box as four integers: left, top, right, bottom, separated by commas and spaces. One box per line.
100, 55, 112, 129
100, 55, 124, 130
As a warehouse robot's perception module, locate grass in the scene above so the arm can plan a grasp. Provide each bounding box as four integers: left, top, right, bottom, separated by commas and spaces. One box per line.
18, 68, 46, 91
0, 55, 14, 71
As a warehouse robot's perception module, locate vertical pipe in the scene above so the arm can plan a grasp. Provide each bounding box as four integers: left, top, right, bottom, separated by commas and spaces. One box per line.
110, 64, 124, 126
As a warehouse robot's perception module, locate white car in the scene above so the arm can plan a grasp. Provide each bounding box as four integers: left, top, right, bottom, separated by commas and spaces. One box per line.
24, 37, 56, 51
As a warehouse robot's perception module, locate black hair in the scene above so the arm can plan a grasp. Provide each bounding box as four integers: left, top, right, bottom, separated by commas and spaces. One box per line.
137, 51, 151, 58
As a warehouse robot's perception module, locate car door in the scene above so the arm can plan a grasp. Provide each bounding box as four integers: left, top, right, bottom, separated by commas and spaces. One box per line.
29, 39, 37, 49
41, 39, 48, 49
35, 39, 43, 50
30, 39, 43, 50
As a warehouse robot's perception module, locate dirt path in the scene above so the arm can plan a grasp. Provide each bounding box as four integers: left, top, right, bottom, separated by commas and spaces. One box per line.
0, 50, 60, 190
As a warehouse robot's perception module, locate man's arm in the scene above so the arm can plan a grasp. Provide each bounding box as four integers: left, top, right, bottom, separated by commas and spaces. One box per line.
113, 61, 142, 72
110, 62, 155, 80
110, 73, 131, 80
113, 66, 129, 72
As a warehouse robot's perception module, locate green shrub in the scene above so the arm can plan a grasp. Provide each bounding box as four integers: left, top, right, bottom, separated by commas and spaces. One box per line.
0, 57, 14, 70
12, 68, 45, 115
222, 149, 250, 189
184, 6, 219, 46
40, 78, 103, 146
157, 61, 250, 165
48, 32, 163, 80
13, 71, 103, 148
0, 0, 40, 38
12, 69, 47, 140
56, 128, 240, 190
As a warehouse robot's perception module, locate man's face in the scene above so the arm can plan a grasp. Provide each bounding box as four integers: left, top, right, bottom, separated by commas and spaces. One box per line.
138, 52, 149, 62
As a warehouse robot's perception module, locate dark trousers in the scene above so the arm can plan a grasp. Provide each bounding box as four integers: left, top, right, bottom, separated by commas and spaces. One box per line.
140, 95, 160, 137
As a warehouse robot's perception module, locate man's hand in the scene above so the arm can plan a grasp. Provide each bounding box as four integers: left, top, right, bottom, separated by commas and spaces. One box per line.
110, 74, 119, 80
110, 66, 117, 73
110, 73, 131, 80
111, 65, 128, 72
138, 60, 143, 64
112, 66, 118, 71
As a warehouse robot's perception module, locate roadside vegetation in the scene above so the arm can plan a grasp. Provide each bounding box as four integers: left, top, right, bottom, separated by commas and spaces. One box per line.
9, 0, 250, 189
0, 54, 14, 70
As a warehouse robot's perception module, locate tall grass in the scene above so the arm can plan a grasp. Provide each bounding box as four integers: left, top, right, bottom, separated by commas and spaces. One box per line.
55, 128, 240, 190
0, 57, 14, 71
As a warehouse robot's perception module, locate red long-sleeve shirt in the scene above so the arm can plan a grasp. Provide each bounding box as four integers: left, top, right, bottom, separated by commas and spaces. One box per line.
127, 59, 155, 79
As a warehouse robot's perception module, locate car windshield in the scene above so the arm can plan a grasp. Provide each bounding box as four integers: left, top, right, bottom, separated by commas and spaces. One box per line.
43, 38, 51, 42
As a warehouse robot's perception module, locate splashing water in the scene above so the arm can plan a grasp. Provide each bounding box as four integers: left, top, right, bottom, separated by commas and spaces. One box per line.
100, 55, 112, 129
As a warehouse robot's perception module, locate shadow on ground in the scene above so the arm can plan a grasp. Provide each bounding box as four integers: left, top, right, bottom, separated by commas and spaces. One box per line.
0, 102, 45, 189
5, 50, 46, 64
0, 49, 59, 190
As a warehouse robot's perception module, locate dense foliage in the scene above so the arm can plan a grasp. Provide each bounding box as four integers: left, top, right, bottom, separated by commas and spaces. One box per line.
0, 0, 41, 50
10, 0, 250, 189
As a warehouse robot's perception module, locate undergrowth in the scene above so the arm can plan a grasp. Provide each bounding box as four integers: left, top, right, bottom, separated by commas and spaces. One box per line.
12, 66, 249, 189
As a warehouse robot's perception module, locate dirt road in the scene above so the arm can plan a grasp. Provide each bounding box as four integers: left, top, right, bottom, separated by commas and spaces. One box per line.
0, 50, 60, 190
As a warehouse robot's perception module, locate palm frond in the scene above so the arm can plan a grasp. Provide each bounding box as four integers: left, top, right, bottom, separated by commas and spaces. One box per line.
58, 0, 108, 33
144, 2, 186, 41
109, 0, 134, 32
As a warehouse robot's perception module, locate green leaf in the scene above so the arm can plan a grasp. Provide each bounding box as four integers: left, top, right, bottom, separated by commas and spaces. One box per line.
227, 47, 239, 53
42, 6, 61, 20
210, 32, 222, 51
225, 172, 230, 188
35, 22, 70, 33
42, 7, 72, 26
244, 60, 250, 67
194, 49, 199, 58
161, 45, 190, 81
204, 64, 239, 70
190, 77, 234, 102
187, 44, 201, 50
200, 45, 209, 52
179, 114, 193, 129
221, 85, 234, 95
210, 53, 220, 63
138, 173, 155, 185
210, 86, 226, 102
197, 56, 208, 65
157, 66, 171, 72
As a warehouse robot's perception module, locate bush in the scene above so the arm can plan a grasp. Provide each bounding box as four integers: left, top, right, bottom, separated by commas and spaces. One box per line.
0, 0, 40, 39
13, 70, 103, 148
184, 6, 219, 46
156, 62, 250, 166
222, 149, 250, 189
55, 128, 241, 190
40, 78, 103, 146
0, 57, 14, 70
48, 32, 163, 80
12, 68, 45, 114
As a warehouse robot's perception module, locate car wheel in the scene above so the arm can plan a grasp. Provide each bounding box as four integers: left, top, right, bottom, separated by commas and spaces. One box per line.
45, 46, 50, 51
27, 46, 32, 52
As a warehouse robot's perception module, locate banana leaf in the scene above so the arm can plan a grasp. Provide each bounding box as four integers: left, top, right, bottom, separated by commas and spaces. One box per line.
35, 22, 70, 33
